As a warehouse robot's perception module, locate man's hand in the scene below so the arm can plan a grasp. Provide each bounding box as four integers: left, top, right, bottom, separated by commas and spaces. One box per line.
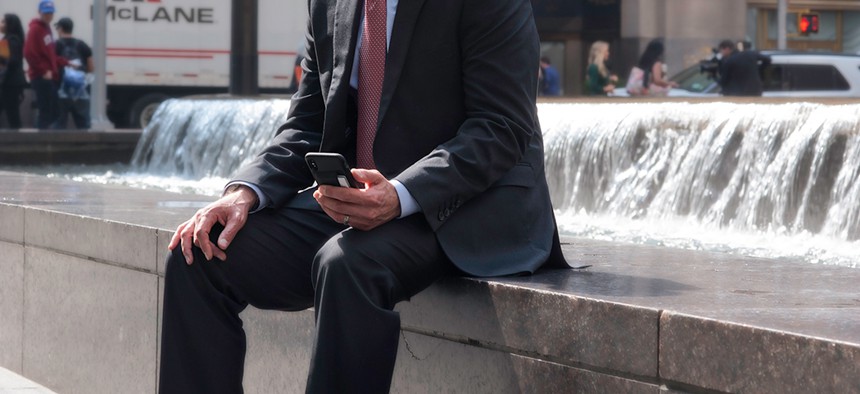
43, 71, 52, 80
167, 185, 259, 264
313, 169, 401, 231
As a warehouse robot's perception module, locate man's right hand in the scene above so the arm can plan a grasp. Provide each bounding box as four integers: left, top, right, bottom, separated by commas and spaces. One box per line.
168, 185, 259, 265
43, 71, 52, 80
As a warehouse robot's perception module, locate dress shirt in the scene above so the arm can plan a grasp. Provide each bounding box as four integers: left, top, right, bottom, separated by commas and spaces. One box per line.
230, 0, 419, 218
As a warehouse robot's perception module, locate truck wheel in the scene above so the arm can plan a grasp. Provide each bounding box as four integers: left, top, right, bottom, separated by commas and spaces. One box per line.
129, 94, 169, 129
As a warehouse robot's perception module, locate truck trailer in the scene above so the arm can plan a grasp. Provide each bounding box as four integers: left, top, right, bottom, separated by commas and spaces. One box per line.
3, 0, 307, 128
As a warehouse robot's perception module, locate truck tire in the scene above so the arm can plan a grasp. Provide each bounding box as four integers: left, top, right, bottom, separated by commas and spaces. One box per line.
129, 93, 169, 129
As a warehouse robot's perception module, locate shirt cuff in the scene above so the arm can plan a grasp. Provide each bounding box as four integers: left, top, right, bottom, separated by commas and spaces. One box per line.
391, 180, 419, 218
224, 181, 268, 214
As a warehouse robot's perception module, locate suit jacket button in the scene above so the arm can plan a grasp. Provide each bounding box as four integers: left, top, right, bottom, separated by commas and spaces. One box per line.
437, 211, 446, 221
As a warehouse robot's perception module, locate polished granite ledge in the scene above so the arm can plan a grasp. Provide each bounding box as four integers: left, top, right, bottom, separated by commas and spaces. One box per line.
0, 170, 858, 393
0, 130, 141, 165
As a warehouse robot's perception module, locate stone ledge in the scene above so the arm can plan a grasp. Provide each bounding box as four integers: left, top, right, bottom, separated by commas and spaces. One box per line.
397, 277, 660, 380
0, 171, 858, 393
0, 130, 141, 165
660, 312, 860, 394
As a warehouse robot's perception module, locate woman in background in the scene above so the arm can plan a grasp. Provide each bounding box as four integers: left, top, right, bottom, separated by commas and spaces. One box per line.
0, 13, 26, 129
585, 41, 618, 96
626, 39, 677, 97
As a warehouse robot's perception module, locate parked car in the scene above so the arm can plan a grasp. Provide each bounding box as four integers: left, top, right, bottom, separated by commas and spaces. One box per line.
613, 51, 860, 98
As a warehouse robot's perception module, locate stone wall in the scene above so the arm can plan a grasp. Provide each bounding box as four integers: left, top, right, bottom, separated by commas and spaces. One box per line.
0, 172, 858, 393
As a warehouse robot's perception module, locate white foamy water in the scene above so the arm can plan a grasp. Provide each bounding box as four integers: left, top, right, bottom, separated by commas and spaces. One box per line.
557, 211, 859, 268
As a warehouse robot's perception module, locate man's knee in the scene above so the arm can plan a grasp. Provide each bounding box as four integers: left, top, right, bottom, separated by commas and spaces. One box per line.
312, 234, 350, 286
164, 247, 191, 283
312, 233, 385, 290
311, 233, 402, 309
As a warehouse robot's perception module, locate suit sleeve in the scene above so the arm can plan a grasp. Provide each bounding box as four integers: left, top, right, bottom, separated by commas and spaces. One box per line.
230, 11, 325, 209
394, 0, 540, 231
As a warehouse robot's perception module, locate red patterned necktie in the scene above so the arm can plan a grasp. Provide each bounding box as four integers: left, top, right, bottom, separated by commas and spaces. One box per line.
356, 0, 387, 169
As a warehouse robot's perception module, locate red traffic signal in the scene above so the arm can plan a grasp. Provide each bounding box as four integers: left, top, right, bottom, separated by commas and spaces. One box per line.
799, 13, 819, 35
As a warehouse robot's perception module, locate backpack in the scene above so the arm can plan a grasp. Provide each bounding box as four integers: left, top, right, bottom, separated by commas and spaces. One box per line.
61, 66, 86, 98
56, 38, 88, 99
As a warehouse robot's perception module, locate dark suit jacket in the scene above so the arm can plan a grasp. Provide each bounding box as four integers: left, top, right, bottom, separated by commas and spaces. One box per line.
232, 0, 568, 276
720, 50, 771, 96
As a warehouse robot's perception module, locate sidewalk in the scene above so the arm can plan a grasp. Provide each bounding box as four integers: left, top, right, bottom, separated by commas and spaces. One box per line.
0, 367, 56, 394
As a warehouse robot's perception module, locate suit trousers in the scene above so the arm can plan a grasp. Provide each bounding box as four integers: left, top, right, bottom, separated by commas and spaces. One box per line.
158, 199, 456, 394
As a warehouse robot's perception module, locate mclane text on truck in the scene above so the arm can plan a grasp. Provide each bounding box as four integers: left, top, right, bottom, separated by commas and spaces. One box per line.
8, 0, 307, 128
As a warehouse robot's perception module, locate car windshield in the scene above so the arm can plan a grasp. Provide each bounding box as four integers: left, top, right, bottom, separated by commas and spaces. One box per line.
671, 64, 720, 93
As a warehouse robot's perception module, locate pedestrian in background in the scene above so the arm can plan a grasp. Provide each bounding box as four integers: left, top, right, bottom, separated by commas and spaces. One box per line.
54, 16, 92, 129
0, 13, 26, 129
24, 0, 65, 129
539, 56, 561, 96
585, 41, 618, 96
626, 39, 677, 97
717, 39, 771, 97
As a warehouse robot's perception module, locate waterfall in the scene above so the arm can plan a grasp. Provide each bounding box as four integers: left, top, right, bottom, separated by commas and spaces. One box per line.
131, 98, 291, 178
132, 99, 860, 266
542, 102, 860, 244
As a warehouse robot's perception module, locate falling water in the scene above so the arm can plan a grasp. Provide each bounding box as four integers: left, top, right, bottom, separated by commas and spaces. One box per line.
542, 102, 860, 267
127, 99, 860, 267
132, 98, 292, 178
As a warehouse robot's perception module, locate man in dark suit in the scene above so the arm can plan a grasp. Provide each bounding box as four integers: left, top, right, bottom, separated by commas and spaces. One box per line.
718, 40, 772, 96
158, 0, 567, 392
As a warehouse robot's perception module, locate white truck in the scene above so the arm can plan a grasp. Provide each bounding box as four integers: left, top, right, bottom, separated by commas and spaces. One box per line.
5, 0, 307, 128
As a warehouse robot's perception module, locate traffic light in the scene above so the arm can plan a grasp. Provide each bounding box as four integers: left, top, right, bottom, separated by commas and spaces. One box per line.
799, 13, 819, 35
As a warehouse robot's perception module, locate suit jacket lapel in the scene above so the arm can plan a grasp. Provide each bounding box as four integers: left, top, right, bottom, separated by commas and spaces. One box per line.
331, 0, 361, 94
377, 0, 427, 128
323, 0, 362, 152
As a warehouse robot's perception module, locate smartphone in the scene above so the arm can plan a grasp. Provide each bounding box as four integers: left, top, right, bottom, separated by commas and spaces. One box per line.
305, 152, 362, 188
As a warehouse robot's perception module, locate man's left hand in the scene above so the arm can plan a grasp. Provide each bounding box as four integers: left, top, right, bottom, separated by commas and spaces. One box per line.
313, 169, 402, 231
